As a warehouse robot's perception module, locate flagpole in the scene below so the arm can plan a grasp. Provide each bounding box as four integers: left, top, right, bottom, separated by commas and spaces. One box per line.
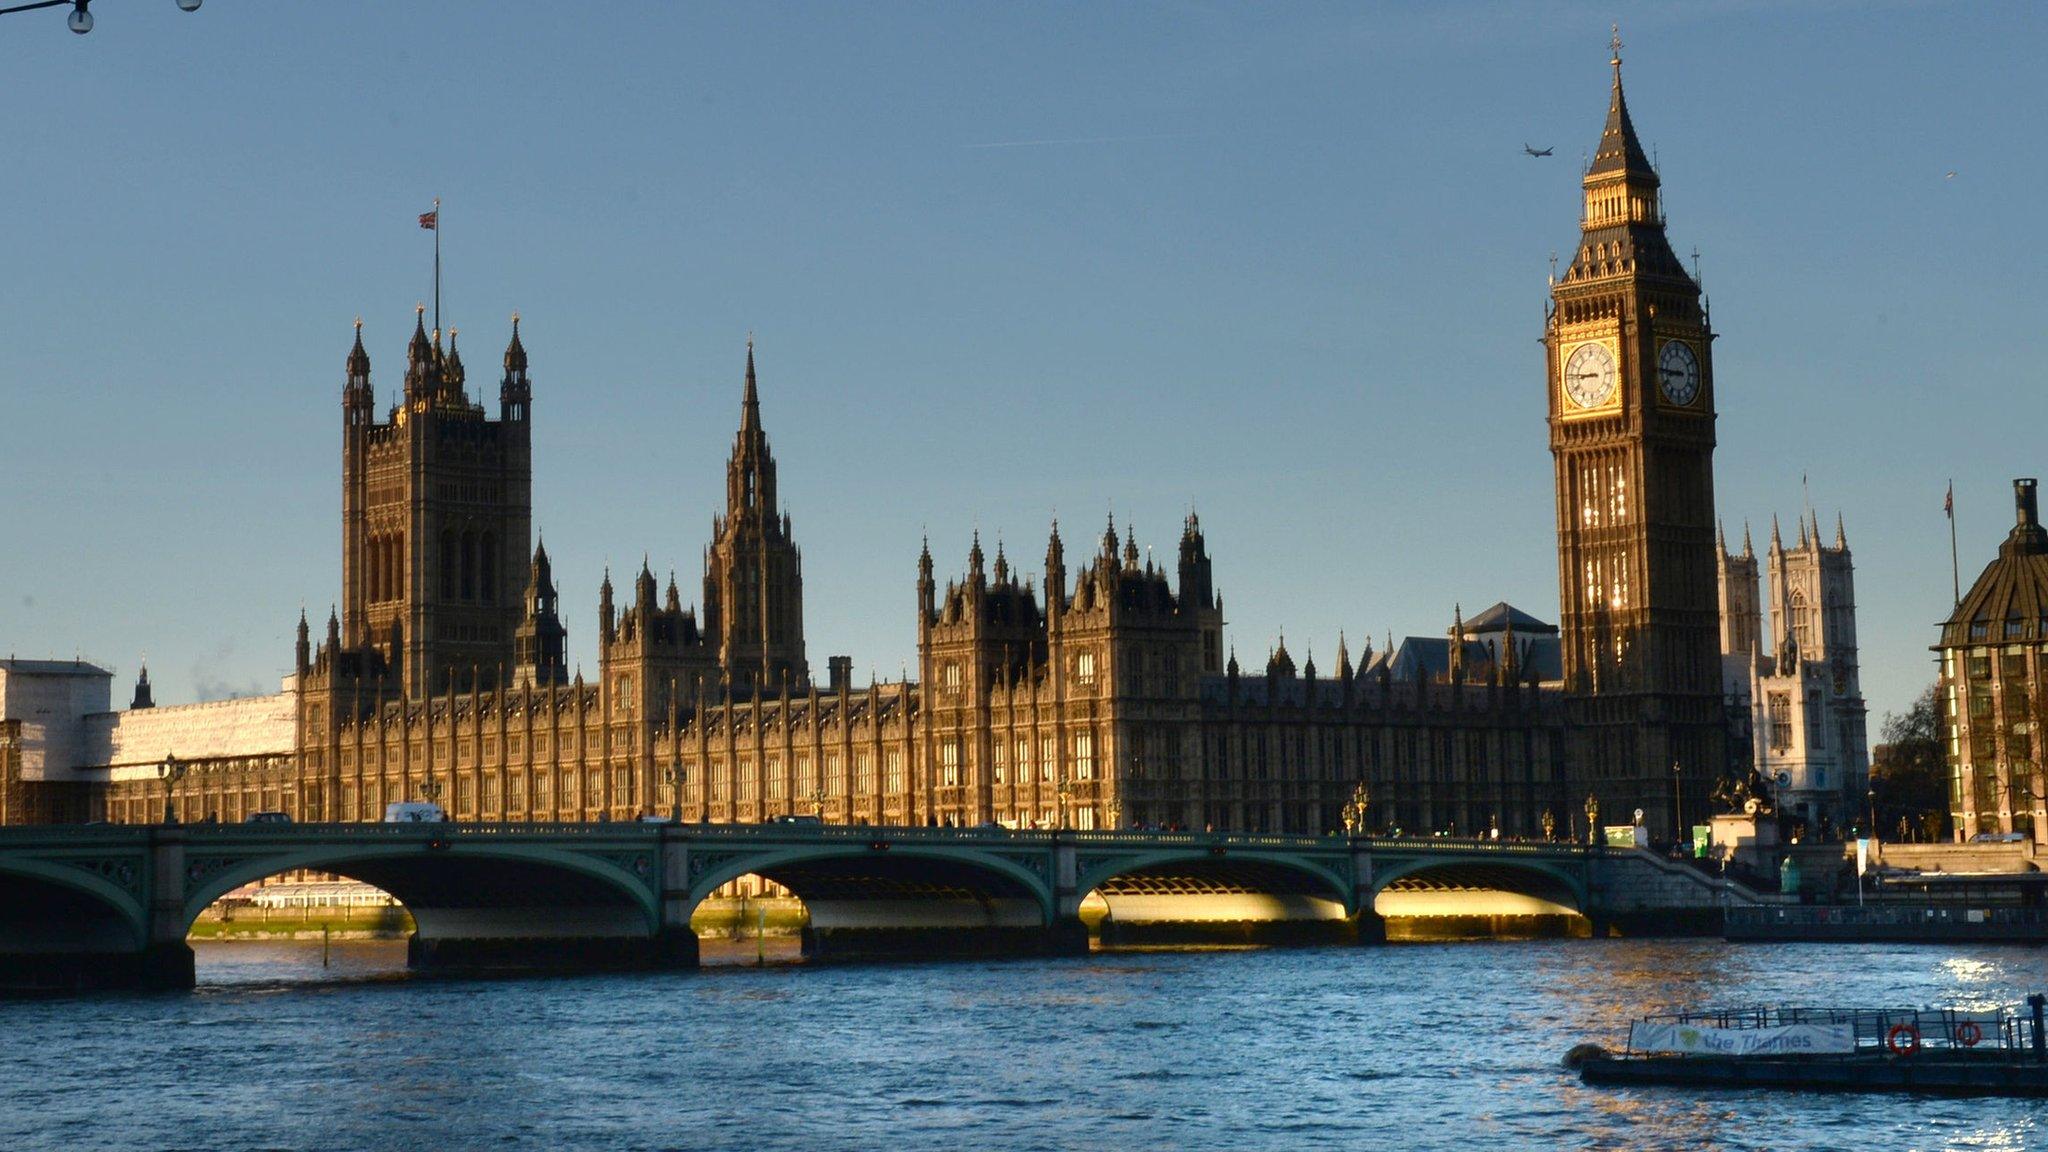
432, 197, 441, 339
1949, 479, 1961, 608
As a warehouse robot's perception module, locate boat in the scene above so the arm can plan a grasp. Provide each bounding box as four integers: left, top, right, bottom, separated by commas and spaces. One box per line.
1569, 996, 2048, 1096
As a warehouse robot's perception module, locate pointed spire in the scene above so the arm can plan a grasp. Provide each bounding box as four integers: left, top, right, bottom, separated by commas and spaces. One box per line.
1122, 526, 1139, 571
408, 303, 431, 363
969, 530, 986, 580
993, 538, 1009, 584
1797, 514, 1809, 549
1336, 632, 1353, 679
1770, 514, 1783, 550
1717, 519, 1727, 555
740, 334, 761, 433
1742, 520, 1754, 557
503, 311, 528, 375
1835, 512, 1846, 550
1102, 511, 1118, 559
346, 316, 370, 380
1588, 25, 1654, 179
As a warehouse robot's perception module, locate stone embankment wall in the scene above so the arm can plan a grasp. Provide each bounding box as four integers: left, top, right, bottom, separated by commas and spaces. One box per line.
1595, 849, 1776, 932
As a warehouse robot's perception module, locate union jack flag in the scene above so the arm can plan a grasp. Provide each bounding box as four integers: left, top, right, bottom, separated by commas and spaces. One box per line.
418, 210, 438, 231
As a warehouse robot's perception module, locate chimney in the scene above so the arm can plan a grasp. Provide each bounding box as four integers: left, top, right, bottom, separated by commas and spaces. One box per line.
828, 655, 852, 693
2018, 478, 2040, 529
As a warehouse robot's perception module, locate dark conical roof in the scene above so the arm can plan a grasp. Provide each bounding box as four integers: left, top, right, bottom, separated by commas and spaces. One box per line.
1945, 480, 2048, 644
1588, 53, 1656, 181
504, 312, 528, 374
346, 317, 370, 378
408, 305, 432, 363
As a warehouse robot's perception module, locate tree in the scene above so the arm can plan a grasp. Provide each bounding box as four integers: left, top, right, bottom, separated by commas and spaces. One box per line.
1871, 683, 1949, 841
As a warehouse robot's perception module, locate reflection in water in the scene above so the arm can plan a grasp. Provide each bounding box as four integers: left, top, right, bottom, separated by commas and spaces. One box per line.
3, 940, 2047, 1150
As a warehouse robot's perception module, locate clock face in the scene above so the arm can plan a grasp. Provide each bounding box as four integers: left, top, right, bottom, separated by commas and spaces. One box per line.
1657, 340, 1701, 406
1563, 342, 1617, 409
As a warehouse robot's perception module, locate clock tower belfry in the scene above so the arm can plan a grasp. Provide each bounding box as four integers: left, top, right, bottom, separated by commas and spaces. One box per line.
1547, 34, 1723, 840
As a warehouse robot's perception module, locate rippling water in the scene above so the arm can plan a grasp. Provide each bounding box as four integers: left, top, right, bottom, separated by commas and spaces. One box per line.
5, 939, 2048, 1151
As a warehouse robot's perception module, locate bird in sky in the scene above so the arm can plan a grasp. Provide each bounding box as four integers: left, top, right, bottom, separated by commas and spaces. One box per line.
1524, 144, 1554, 157
1945, 170, 1958, 179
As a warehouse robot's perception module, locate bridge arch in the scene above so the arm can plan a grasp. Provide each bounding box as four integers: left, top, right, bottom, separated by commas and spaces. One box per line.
0, 857, 149, 956
181, 841, 664, 970
685, 842, 1058, 961
1370, 855, 1587, 922
1075, 848, 1357, 945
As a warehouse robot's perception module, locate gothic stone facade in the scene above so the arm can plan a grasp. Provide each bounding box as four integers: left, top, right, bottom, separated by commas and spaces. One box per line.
47, 50, 1795, 840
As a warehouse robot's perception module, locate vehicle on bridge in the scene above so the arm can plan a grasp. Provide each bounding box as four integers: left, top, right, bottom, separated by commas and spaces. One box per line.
382, 802, 446, 823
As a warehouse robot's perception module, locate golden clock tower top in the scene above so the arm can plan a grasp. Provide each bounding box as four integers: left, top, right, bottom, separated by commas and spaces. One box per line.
1560, 34, 1691, 292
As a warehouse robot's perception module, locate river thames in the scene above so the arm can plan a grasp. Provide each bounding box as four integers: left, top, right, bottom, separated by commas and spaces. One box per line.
3, 939, 2044, 1151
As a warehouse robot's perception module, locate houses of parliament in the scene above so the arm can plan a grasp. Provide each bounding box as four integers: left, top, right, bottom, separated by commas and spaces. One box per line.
0, 48, 1869, 839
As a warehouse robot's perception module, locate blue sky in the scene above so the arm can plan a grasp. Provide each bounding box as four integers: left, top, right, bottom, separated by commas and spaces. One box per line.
1, 1, 2040, 728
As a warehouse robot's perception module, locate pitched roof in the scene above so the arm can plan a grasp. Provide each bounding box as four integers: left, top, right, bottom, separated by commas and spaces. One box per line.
1459, 602, 1558, 636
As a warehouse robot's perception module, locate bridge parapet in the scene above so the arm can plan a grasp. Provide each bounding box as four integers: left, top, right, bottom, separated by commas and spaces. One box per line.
0, 825, 1681, 989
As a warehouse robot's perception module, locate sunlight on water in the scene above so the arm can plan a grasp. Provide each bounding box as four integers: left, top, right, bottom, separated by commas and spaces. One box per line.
5, 940, 2048, 1151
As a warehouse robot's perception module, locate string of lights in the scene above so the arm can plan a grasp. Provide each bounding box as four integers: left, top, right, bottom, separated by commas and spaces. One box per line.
0, 0, 203, 35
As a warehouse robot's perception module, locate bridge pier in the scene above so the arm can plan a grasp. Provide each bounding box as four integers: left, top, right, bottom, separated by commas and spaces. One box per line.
1348, 908, 1388, 944
0, 941, 194, 992
801, 919, 1087, 964
405, 932, 695, 974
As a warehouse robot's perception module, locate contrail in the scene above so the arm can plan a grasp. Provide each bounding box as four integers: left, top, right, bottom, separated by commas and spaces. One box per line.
961, 132, 1197, 150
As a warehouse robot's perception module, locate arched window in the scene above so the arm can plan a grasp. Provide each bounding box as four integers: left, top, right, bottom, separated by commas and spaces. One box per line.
460, 531, 476, 601
441, 531, 458, 600
479, 531, 496, 605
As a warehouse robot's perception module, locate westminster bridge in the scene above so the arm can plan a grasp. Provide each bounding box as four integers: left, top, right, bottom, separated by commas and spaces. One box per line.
0, 823, 1767, 989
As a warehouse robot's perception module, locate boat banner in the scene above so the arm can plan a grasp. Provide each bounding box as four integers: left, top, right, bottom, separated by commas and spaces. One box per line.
1628, 1021, 1856, 1056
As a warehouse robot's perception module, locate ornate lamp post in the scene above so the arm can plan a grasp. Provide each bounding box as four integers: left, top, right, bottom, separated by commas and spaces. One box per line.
1342, 781, 1371, 836
1056, 771, 1072, 831
157, 752, 186, 825
1541, 808, 1557, 842
665, 763, 685, 824
1672, 759, 1685, 849
1866, 786, 1877, 842
1584, 793, 1600, 847
809, 788, 825, 821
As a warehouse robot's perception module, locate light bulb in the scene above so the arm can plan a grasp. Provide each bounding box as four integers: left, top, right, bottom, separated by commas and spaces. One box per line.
68, 2, 92, 33
176, 0, 202, 10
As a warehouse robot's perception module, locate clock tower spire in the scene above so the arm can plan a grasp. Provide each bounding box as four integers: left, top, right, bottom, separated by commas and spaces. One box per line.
1547, 33, 1722, 841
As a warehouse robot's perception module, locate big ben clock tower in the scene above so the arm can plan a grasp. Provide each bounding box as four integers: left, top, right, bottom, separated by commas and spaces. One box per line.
1548, 33, 1723, 840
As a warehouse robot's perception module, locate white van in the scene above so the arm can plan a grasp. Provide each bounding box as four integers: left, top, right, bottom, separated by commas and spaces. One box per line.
383, 802, 447, 823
